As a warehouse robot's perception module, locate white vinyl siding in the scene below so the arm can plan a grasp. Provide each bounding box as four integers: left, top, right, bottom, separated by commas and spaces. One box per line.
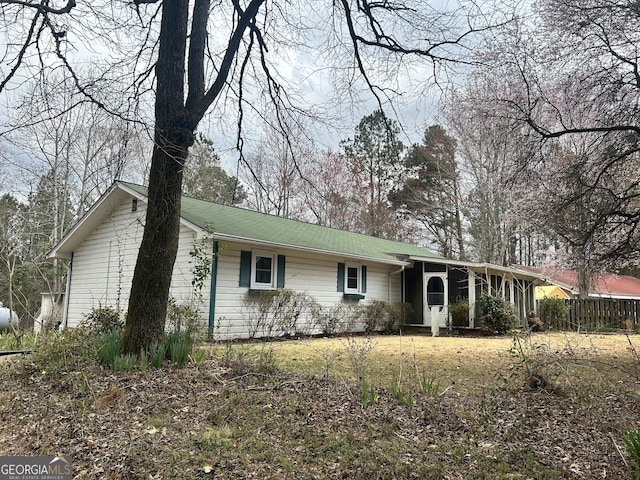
65, 197, 210, 329
65, 200, 143, 325
63, 195, 402, 339
210, 242, 403, 339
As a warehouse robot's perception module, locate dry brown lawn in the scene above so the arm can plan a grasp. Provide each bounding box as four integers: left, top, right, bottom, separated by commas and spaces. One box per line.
0, 330, 639, 479
271, 331, 635, 390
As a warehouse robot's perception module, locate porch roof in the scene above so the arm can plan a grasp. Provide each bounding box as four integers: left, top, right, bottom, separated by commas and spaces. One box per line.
407, 256, 548, 283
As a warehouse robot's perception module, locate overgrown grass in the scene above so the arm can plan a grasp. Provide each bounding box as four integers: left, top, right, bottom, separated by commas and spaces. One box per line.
97, 329, 123, 366
1, 330, 638, 479
261, 332, 635, 391
0, 330, 40, 351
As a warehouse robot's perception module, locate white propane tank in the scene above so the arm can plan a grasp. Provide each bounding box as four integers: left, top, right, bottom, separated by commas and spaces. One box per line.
0, 301, 19, 331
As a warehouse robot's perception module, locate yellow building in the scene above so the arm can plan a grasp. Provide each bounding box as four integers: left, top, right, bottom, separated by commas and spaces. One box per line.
535, 285, 570, 300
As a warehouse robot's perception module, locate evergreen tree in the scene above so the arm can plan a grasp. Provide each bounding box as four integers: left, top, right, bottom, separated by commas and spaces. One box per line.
390, 125, 465, 258
341, 110, 405, 239
183, 134, 246, 205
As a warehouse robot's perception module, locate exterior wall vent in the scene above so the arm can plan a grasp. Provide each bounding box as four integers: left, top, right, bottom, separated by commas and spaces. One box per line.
131, 198, 138, 212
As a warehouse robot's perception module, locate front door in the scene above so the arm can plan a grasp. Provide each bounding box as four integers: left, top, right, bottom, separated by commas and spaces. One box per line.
423, 273, 448, 328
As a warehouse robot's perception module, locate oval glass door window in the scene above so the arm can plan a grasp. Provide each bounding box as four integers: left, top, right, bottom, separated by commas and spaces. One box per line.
427, 277, 445, 306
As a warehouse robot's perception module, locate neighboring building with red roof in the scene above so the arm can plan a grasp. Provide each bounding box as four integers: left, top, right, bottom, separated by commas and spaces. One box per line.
516, 266, 640, 300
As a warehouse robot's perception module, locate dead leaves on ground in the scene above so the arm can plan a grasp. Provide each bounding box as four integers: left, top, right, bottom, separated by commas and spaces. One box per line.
0, 342, 638, 479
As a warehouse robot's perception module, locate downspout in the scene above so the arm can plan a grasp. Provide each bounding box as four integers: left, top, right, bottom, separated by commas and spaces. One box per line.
62, 253, 73, 329
388, 265, 406, 303
207, 241, 219, 341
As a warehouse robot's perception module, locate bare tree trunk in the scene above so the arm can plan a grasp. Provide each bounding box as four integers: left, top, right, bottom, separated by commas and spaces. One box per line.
454, 177, 465, 260
123, 140, 188, 353
576, 251, 591, 299
122, 0, 192, 354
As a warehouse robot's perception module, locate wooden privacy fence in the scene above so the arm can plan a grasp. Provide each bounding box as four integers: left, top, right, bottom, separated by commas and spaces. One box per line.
546, 298, 640, 331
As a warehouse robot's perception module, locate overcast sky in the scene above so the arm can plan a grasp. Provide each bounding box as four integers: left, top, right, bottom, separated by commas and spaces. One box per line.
0, 0, 494, 190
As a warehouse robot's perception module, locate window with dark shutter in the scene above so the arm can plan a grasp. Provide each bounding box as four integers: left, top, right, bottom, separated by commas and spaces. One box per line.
338, 263, 366, 300
240, 250, 286, 290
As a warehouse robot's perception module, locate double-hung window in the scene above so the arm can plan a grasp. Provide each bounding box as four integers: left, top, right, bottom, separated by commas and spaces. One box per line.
239, 250, 286, 290
345, 264, 361, 294
337, 262, 367, 299
252, 251, 275, 288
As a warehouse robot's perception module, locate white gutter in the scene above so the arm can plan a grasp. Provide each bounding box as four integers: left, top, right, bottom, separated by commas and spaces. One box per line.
408, 256, 549, 284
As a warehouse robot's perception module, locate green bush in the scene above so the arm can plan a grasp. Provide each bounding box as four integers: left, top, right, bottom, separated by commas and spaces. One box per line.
24, 328, 96, 375
82, 306, 124, 335
537, 297, 568, 330
478, 294, 516, 335
448, 301, 471, 327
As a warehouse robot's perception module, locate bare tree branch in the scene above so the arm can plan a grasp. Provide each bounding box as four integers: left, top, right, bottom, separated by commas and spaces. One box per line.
189, 0, 266, 128
1, 0, 75, 15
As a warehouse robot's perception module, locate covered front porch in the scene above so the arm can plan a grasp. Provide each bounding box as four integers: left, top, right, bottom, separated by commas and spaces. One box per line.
401, 257, 544, 331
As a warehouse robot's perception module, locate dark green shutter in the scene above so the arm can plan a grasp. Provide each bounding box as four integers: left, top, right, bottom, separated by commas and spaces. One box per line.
337, 263, 345, 292
361, 266, 367, 293
239, 250, 251, 287
277, 255, 286, 288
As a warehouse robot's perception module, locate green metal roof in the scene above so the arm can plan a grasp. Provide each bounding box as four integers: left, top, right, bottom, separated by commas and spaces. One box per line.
122, 182, 442, 264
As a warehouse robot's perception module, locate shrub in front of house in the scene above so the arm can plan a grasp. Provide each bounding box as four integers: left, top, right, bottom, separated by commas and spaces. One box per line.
243, 289, 313, 338
361, 300, 388, 333
311, 303, 360, 335
478, 294, 516, 335
166, 296, 206, 339
448, 300, 471, 327
385, 302, 413, 334
82, 305, 124, 335
537, 297, 568, 330
525, 311, 546, 332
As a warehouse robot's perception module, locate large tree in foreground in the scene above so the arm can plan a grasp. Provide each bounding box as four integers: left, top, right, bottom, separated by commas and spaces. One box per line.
123, 0, 271, 354
0, 0, 509, 353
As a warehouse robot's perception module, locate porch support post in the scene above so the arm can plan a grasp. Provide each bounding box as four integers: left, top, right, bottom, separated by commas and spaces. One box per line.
509, 278, 515, 306
468, 270, 476, 329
